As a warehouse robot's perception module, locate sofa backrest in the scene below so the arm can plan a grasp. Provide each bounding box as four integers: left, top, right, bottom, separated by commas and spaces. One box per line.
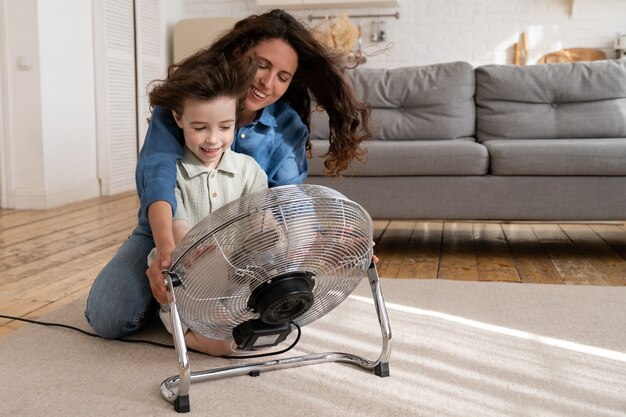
475, 58, 626, 141
310, 61, 476, 141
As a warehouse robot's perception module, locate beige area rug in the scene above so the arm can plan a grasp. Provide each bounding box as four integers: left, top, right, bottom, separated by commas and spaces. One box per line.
1, 279, 626, 417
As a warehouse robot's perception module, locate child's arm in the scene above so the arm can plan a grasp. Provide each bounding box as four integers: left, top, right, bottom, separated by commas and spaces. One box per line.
148, 182, 192, 303
172, 220, 190, 244
147, 201, 177, 304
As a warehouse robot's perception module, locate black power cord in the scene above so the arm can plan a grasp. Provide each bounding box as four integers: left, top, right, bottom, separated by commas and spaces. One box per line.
0, 314, 301, 359
0, 314, 178, 349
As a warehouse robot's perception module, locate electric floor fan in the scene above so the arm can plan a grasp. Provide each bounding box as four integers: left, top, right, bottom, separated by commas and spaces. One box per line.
160, 184, 392, 412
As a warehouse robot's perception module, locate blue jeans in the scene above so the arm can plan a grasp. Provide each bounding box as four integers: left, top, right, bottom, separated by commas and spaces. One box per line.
85, 227, 158, 338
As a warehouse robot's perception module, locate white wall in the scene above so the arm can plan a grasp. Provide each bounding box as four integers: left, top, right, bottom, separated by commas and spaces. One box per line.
1, 0, 99, 209
1, 0, 46, 207
163, 0, 187, 64
183, 0, 626, 68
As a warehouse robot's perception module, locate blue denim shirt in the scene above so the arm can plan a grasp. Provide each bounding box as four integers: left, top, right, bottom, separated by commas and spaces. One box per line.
135, 102, 308, 233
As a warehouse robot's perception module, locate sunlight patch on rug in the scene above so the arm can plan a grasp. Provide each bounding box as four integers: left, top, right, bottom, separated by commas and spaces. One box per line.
349, 295, 626, 362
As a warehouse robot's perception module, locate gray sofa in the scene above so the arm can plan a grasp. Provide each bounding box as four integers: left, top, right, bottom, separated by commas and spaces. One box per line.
306, 59, 626, 220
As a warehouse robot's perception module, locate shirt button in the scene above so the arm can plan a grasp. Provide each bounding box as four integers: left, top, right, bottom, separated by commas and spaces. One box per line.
210, 173, 215, 178
212, 192, 217, 197
240, 133, 246, 139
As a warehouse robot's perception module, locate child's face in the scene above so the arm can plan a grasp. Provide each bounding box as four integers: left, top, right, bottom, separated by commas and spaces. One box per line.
173, 97, 237, 169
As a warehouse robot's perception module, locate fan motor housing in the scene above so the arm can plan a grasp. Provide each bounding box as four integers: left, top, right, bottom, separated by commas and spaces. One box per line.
248, 271, 315, 325
233, 272, 315, 350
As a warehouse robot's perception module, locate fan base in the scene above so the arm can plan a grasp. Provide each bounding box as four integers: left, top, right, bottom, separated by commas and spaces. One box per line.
161, 263, 392, 413
375, 361, 390, 377
174, 395, 190, 413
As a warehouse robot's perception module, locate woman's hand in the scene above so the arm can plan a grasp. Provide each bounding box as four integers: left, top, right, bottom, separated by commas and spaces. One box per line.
147, 243, 175, 304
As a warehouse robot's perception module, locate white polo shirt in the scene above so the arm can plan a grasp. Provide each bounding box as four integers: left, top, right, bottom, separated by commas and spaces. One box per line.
173, 147, 268, 226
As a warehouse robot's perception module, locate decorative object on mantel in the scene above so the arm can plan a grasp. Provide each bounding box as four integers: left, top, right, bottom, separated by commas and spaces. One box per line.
370, 20, 386, 43
513, 32, 529, 65
539, 48, 606, 64
615, 34, 626, 59
312, 15, 360, 57
309, 12, 398, 65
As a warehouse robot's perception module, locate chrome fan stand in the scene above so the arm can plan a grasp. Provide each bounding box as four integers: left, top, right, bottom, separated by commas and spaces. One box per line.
160, 262, 392, 413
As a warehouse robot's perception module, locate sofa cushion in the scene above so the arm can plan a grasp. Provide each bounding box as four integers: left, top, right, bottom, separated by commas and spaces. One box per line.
484, 138, 626, 175
308, 139, 488, 176
475, 59, 626, 141
310, 61, 476, 141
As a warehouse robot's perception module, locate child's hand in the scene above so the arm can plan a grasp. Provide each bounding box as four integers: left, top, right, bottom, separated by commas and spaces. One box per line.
372, 240, 379, 264
147, 244, 175, 304
183, 243, 216, 268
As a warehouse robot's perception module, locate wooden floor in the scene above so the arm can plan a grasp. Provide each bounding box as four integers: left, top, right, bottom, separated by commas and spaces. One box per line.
1, 191, 625, 338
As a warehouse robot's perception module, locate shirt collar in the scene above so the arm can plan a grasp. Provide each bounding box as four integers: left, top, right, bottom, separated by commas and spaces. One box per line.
255, 102, 278, 128
179, 147, 239, 178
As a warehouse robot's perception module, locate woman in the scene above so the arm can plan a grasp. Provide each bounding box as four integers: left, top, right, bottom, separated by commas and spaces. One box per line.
85, 9, 371, 338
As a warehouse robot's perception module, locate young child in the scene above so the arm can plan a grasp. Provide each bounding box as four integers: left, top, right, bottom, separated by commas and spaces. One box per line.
147, 53, 268, 356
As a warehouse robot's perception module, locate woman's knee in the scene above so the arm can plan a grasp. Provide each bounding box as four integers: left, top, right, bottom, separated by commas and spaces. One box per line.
85, 297, 156, 339
84, 231, 156, 338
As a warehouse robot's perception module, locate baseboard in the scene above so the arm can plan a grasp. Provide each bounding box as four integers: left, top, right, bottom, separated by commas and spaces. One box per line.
10, 179, 101, 209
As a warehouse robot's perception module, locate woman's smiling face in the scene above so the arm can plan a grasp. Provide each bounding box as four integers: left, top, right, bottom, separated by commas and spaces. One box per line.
242, 38, 299, 114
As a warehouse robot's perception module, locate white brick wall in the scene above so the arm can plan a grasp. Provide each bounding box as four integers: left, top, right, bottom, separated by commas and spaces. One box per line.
183, 0, 626, 68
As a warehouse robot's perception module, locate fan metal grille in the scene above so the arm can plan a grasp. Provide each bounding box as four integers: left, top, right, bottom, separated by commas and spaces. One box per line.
169, 184, 373, 340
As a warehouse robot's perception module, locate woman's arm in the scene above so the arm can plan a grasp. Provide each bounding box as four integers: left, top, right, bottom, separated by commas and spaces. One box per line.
140, 106, 184, 303
136, 106, 185, 232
